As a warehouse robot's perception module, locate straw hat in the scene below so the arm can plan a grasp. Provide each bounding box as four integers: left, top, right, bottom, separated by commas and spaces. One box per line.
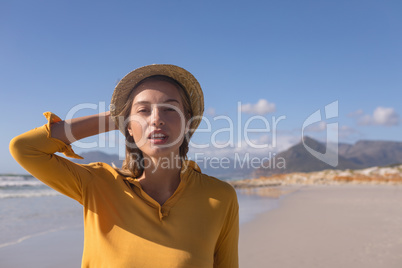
110, 64, 204, 135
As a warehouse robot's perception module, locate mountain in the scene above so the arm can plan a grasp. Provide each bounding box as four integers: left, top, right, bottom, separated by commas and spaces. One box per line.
339, 140, 402, 167
253, 137, 402, 178
253, 137, 362, 177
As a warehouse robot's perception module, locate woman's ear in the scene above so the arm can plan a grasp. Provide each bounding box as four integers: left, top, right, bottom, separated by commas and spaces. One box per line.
127, 126, 133, 136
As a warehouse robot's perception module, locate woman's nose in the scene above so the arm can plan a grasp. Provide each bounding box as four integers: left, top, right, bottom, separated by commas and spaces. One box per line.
150, 106, 164, 126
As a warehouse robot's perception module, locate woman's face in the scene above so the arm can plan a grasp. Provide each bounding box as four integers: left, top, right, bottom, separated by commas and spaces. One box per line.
127, 80, 188, 159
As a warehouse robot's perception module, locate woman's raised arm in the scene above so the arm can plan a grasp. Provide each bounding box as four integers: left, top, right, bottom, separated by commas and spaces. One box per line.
51, 111, 118, 144
9, 111, 119, 203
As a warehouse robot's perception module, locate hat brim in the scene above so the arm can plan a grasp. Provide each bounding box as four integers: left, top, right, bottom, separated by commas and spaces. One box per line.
110, 64, 204, 135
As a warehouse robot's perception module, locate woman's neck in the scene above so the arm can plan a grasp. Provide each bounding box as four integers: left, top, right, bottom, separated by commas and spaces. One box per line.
137, 153, 182, 205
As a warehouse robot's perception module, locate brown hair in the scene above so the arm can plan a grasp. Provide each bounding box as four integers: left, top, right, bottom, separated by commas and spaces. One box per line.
116, 75, 193, 178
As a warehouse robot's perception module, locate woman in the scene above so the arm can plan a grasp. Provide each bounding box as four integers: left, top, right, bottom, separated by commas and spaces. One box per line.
10, 64, 239, 267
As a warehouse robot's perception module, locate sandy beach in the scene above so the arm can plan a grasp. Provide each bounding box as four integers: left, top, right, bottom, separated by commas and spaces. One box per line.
0, 226, 83, 268
1, 185, 402, 267
240, 185, 402, 268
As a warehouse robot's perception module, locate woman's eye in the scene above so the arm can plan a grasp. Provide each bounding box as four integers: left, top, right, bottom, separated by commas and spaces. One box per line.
165, 108, 176, 112
138, 109, 149, 113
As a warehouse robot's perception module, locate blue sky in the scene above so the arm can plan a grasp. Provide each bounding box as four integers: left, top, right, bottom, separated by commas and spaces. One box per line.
1, 0, 401, 173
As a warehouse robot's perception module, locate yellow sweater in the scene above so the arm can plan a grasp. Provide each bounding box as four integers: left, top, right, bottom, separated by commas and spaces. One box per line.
9, 113, 239, 268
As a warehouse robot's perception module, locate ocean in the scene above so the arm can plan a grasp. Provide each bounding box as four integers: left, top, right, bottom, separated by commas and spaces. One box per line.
0, 174, 279, 249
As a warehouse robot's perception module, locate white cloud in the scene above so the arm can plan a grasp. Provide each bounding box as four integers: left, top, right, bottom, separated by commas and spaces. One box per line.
347, 109, 364, 117
240, 99, 276, 115
357, 107, 400, 126
372, 107, 399, 125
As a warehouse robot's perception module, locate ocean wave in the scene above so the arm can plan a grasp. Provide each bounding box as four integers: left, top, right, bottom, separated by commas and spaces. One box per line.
0, 175, 34, 180
0, 180, 43, 187
0, 190, 60, 199
0, 175, 46, 190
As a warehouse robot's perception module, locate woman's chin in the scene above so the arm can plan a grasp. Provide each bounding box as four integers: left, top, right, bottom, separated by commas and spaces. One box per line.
142, 148, 181, 160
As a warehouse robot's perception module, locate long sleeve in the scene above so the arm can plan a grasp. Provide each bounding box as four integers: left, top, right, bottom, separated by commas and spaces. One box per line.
214, 189, 239, 268
9, 113, 241, 267
9, 112, 91, 204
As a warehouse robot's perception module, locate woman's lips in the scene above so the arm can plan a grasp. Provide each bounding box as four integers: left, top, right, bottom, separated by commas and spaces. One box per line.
148, 131, 169, 145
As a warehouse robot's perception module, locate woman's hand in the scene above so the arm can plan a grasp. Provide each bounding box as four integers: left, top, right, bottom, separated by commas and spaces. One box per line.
51, 111, 119, 145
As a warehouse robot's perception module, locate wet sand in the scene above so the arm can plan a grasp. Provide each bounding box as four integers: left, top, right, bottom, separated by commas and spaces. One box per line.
0, 226, 83, 268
